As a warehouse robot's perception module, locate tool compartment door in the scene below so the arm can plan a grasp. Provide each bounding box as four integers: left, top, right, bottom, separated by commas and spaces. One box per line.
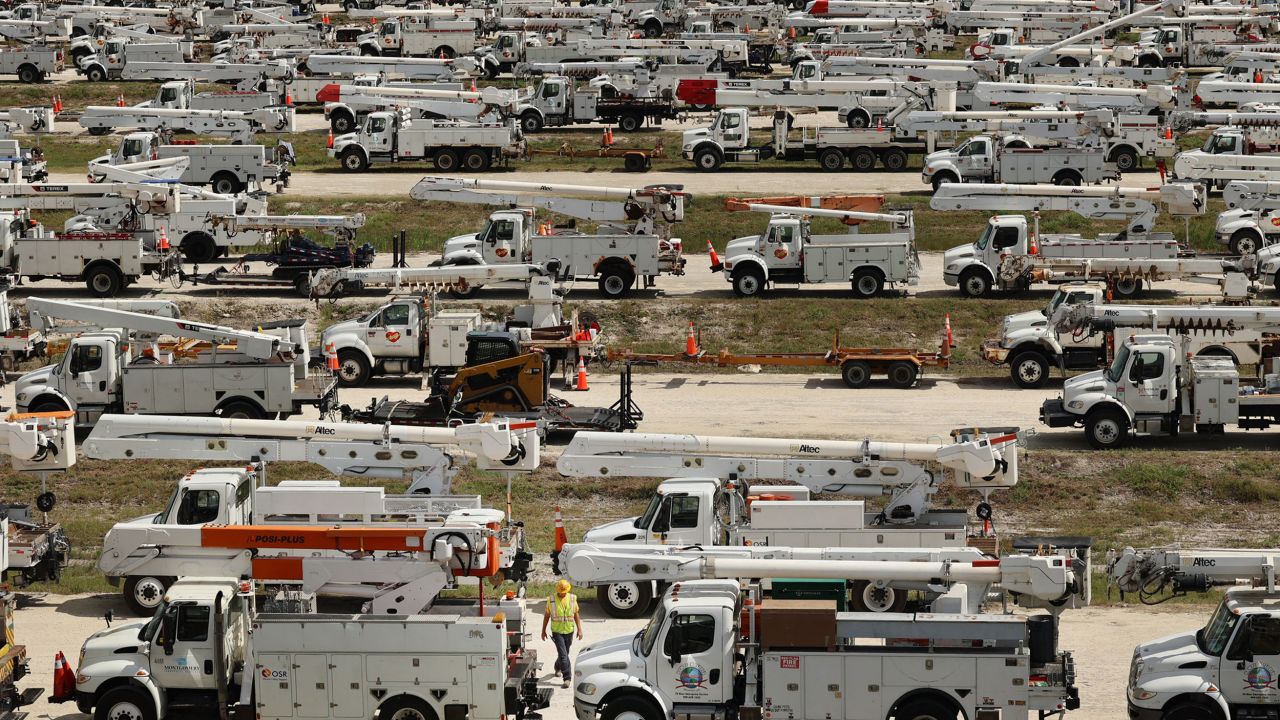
469, 651, 504, 718
256, 653, 296, 719
802, 245, 845, 283
762, 652, 806, 718
884, 655, 975, 706
293, 653, 330, 718
843, 655, 882, 720
329, 654, 366, 718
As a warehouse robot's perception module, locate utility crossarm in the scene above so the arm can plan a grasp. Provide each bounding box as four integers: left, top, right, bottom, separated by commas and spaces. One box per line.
409, 176, 688, 237
0, 181, 183, 215
1050, 302, 1280, 339
1108, 546, 1280, 603
929, 182, 1206, 235
1224, 181, 1280, 210
301, 54, 476, 81
0, 107, 53, 137
972, 81, 1179, 111
24, 297, 289, 360
1020, 0, 1184, 67
556, 428, 1021, 523
308, 260, 559, 298
896, 108, 1116, 143
78, 106, 295, 141
82, 413, 540, 494
118, 60, 294, 83
560, 543, 1077, 609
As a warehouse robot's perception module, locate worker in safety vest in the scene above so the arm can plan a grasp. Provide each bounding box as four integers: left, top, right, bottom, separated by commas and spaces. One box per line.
541, 578, 583, 688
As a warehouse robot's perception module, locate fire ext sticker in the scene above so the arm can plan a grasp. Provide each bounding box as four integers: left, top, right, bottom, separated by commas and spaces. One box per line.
779, 656, 800, 669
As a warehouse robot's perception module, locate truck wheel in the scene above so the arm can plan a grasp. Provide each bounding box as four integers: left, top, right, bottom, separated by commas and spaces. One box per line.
886, 361, 918, 389
731, 268, 765, 297
1009, 351, 1050, 389
435, 46, 456, 59
818, 147, 844, 172
210, 172, 242, 195
930, 172, 958, 192
16, 64, 38, 84
336, 350, 371, 387
881, 148, 908, 171
851, 148, 876, 171
598, 581, 653, 618
841, 360, 871, 388
598, 267, 634, 298
85, 265, 123, 297
1161, 702, 1219, 720
433, 149, 460, 171
461, 148, 491, 172
1112, 277, 1142, 299
29, 399, 69, 414
894, 698, 960, 720
330, 111, 355, 135
219, 400, 266, 420
519, 111, 543, 134
851, 269, 883, 298
1110, 147, 1139, 172
340, 149, 368, 172
623, 153, 648, 172
1052, 171, 1082, 187
693, 146, 723, 171
87, 126, 112, 137
643, 19, 662, 38
1230, 230, 1261, 256
123, 575, 172, 616
1085, 408, 1130, 450
618, 113, 643, 133
601, 696, 663, 720
376, 696, 434, 720
180, 233, 217, 264
846, 110, 870, 128
958, 268, 991, 298
94, 685, 156, 720
86, 66, 106, 82
850, 580, 908, 613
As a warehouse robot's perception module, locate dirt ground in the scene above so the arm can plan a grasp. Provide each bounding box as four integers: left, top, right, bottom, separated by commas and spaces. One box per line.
13, 590, 1204, 720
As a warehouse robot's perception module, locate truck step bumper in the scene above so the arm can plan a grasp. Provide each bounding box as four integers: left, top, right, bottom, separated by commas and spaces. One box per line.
1039, 399, 1080, 428
980, 339, 1009, 365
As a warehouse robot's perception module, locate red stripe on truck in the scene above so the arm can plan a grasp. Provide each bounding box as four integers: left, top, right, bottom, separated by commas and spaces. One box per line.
677, 78, 718, 106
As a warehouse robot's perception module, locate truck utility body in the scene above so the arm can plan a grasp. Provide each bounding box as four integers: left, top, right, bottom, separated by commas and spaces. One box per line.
359, 15, 477, 57
0, 44, 61, 83
330, 110, 525, 173
75, 40, 185, 81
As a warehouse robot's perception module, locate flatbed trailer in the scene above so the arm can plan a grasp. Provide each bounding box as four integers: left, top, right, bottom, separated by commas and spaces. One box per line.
608, 325, 951, 388
527, 138, 665, 172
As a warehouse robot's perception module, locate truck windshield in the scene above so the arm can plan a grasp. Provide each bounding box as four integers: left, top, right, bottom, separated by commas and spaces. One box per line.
1106, 343, 1131, 383
1197, 599, 1239, 656
138, 600, 170, 641
638, 609, 664, 656
122, 138, 145, 157
974, 221, 993, 251
1044, 289, 1067, 316
636, 493, 662, 529
155, 484, 181, 524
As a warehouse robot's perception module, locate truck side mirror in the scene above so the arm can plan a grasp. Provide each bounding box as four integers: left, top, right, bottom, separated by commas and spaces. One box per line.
159, 615, 177, 655
666, 624, 683, 666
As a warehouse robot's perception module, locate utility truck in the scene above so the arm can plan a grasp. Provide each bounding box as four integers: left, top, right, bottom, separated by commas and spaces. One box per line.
0, 44, 61, 82
74, 40, 185, 81
567, 546, 1084, 720
1217, 180, 1280, 255
984, 282, 1280, 388
515, 72, 679, 133
555, 426, 1024, 616
13, 298, 336, 428
80, 412, 539, 612
1132, 18, 1275, 69
89, 131, 290, 194
358, 15, 477, 58
330, 110, 525, 172
417, 176, 688, 298
317, 82, 512, 135
1111, 546, 1280, 720
1172, 113, 1280, 187
714, 198, 919, 298
1041, 333, 1280, 448
930, 183, 1246, 300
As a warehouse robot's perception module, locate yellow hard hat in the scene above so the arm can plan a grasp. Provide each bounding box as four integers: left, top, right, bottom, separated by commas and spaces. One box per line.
556, 579, 571, 594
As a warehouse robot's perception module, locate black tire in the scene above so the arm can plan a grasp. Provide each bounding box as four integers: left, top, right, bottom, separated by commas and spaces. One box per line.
618, 113, 643, 133
28, 399, 69, 414
841, 360, 871, 389
180, 233, 218, 263
818, 147, 844, 172
219, 400, 266, 420
931, 172, 957, 192
1085, 407, 1130, 450
851, 269, 883, 298
86, 66, 107, 82
643, 20, 662, 38
851, 147, 876, 171
16, 64, 38, 84
847, 111, 870, 128
597, 581, 654, 619
520, 111, 543, 134
694, 146, 723, 171
85, 264, 123, 297
1112, 277, 1142, 299
958, 268, 991, 298
600, 695, 662, 720
336, 350, 371, 387
849, 580, 908, 613
87, 126, 111, 136
376, 695, 436, 720
1162, 702, 1221, 720
1110, 147, 1139, 172
1009, 350, 1050, 389
330, 111, 356, 135
340, 148, 368, 172
894, 698, 959, 720
1052, 171, 1082, 187
881, 148, 908, 171
433, 149, 460, 172
886, 361, 918, 389
623, 153, 647, 172
731, 268, 765, 297
210, 172, 242, 195
123, 575, 172, 616
94, 685, 156, 720
461, 148, 491, 172
597, 266, 634, 298
1230, 230, 1261, 256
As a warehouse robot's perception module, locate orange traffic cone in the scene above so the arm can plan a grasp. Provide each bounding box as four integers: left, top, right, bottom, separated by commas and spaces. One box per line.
601, 127, 610, 146
706, 239, 722, 272
575, 356, 588, 390
158, 228, 170, 251
116, 94, 125, 107
53, 95, 62, 113
53, 651, 74, 700
326, 131, 334, 149
685, 321, 698, 356
326, 341, 339, 372
553, 506, 567, 553
944, 313, 953, 352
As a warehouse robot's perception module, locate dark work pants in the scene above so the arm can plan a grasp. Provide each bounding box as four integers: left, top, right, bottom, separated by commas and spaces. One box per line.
552, 631, 573, 680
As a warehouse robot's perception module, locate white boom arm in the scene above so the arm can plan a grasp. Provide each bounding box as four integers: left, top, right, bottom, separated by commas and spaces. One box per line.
1224, 181, 1280, 210
930, 182, 1206, 234
1021, 0, 1182, 67
737, 202, 910, 226
309, 261, 558, 298
973, 81, 1177, 110
0, 107, 54, 137
316, 84, 512, 119
78, 106, 295, 140
897, 108, 1115, 142
1108, 546, 1279, 603
82, 414, 539, 494
1051, 302, 1280, 336
0, 181, 183, 215
28, 299, 180, 334
25, 297, 288, 360
557, 428, 1020, 523
303, 54, 476, 81
0, 411, 75, 472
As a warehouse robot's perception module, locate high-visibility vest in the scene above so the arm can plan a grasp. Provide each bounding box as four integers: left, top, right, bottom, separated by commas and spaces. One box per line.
549, 593, 577, 634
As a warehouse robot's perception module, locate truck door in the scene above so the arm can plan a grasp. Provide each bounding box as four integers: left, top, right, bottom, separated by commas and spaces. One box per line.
365, 301, 417, 358
652, 610, 731, 706
1208, 133, 1240, 156
764, 220, 802, 272
1219, 614, 1280, 709
956, 137, 992, 180
151, 602, 217, 690
1122, 348, 1174, 415
716, 110, 746, 149
158, 84, 182, 109
62, 339, 114, 413
365, 115, 392, 154
538, 79, 566, 116
647, 492, 703, 545
1158, 27, 1180, 61
380, 19, 400, 50
482, 216, 518, 262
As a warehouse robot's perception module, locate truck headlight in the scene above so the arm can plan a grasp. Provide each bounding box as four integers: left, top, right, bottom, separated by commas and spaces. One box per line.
1067, 400, 1085, 409
1131, 688, 1157, 701
576, 682, 597, 695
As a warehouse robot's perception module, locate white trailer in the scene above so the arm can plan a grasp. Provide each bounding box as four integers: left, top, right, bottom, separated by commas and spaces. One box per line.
329, 110, 524, 172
